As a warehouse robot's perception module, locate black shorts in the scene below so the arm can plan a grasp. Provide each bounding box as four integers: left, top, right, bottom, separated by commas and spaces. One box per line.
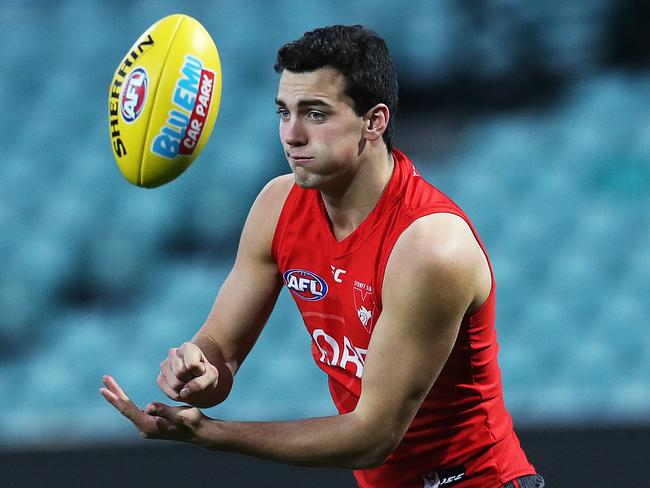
503, 474, 545, 488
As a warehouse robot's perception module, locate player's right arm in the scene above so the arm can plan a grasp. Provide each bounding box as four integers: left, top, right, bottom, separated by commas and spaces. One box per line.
157, 174, 294, 408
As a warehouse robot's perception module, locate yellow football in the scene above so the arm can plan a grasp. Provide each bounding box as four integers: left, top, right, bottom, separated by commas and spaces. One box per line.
108, 14, 221, 188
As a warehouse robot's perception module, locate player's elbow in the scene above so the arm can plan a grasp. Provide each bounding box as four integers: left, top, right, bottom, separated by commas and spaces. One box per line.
357, 448, 392, 469
351, 431, 400, 469
344, 409, 405, 469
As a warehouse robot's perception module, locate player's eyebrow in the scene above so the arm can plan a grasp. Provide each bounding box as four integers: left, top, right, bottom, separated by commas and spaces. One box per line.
275, 97, 334, 110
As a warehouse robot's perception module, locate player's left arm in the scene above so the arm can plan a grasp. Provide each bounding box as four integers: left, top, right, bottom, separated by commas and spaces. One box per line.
101, 213, 490, 469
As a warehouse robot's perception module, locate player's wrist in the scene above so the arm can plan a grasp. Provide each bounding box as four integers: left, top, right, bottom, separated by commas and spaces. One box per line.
193, 416, 223, 450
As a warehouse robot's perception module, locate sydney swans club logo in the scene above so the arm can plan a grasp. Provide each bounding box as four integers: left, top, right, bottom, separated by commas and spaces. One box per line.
284, 269, 328, 301
353, 280, 377, 333
120, 67, 148, 123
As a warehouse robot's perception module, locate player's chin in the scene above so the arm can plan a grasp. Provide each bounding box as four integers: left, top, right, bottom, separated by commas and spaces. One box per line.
290, 165, 320, 189
292, 172, 319, 189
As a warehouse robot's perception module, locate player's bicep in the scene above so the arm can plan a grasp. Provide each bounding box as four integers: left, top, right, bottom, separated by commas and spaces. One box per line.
194, 175, 294, 373
355, 215, 481, 454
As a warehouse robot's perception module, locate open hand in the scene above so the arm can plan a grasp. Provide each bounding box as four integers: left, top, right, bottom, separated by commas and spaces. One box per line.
100, 375, 207, 444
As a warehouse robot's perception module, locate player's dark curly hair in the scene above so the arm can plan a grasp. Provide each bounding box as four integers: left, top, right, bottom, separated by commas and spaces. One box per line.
275, 25, 398, 153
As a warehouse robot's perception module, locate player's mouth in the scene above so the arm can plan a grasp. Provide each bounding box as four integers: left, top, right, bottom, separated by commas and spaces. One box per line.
288, 154, 314, 163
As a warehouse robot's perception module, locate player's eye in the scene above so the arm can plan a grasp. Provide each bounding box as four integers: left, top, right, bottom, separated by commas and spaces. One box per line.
276, 108, 290, 119
307, 111, 326, 121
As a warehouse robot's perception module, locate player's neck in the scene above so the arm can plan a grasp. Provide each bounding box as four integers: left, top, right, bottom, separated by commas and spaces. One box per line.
320, 148, 394, 242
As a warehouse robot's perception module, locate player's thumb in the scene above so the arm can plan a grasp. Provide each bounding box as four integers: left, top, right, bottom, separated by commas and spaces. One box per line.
180, 370, 217, 398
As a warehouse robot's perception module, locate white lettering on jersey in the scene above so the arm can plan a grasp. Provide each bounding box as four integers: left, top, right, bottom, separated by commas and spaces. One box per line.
440, 474, 464, 485
422, 467, 465, 487
330, 265, 347, 284
312, 329, 367, 378
313, 329, 340, 366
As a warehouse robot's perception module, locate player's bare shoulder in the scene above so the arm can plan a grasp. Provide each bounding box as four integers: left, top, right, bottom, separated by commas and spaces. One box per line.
256, 173, 295, 212
239, 174, 295, 261
385, 213, 491, 314
249, 174, 294, 228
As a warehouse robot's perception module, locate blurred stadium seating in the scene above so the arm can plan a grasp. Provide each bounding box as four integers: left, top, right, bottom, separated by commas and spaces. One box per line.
0, 0, 648, 452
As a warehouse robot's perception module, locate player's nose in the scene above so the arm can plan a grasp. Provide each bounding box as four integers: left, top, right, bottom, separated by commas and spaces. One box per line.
282, 119, 308, 146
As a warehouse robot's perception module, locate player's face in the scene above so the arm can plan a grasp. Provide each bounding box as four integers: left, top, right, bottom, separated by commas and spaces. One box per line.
275, 68, 367, 190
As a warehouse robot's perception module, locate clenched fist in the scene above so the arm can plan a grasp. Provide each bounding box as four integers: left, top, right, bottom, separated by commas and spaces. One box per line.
158, 342, 222, 408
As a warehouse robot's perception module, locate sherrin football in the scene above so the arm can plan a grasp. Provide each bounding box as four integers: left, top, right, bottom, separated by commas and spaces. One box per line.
108, 14, 221, 188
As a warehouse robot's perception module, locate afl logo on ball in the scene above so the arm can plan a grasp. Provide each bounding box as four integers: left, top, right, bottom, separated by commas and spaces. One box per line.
120, 67, 148, 123
284, 269, 328, 301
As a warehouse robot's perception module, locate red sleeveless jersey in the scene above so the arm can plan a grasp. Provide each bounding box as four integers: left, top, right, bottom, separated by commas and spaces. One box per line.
271, 149, 535, 487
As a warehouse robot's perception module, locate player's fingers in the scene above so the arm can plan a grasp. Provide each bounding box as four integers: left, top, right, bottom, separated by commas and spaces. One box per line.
167, 349, 195, 382
154, 416, 175, 432
100, 376, 145, 424
157, 371, 182, 401
100, 386, 120, 405
147, 402, 187, 421
179, 368, 218, 399
102, 375, 130, 402
162, 360, 188, 391
100, 387, 140, 424
178, 343, 205, 377
145, 402, 158, 415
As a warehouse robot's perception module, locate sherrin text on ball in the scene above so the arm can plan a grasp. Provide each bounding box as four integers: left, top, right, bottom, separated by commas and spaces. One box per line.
108, 14, 221, 188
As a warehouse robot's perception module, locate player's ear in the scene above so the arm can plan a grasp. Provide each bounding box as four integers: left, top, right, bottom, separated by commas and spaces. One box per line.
363, 104, 390, 142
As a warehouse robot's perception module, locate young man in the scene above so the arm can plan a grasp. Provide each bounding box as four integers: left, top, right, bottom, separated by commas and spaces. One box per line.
101, 25, 543, 487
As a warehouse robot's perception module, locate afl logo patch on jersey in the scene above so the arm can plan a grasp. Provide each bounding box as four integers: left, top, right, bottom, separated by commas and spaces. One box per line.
121, 67, 148, 123
284, 269, 328, 301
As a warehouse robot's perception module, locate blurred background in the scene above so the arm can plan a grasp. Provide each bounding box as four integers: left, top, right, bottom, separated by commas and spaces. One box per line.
1, 0, 649, 486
